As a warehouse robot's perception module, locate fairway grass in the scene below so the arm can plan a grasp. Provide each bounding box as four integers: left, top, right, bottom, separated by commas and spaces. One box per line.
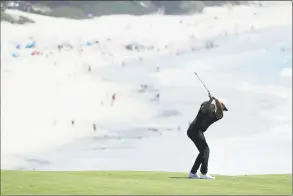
1, 170, 292, 195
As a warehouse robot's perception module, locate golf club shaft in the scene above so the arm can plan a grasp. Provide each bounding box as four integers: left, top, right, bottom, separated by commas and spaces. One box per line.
194, 72, 211, 94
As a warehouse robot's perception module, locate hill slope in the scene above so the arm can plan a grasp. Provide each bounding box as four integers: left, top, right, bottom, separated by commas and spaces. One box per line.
1, 1, 248, 20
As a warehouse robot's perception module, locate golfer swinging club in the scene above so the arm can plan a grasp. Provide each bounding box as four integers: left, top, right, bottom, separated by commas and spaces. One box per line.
188, 73, 228, 179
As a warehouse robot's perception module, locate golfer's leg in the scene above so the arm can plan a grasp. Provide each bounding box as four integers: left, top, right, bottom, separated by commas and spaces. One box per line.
198, 132, 210, 175
190, 151, 202, 174
189, 131, 203, 174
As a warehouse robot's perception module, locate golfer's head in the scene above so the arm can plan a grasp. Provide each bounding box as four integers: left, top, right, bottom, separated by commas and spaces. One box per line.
220, 102, 228, 111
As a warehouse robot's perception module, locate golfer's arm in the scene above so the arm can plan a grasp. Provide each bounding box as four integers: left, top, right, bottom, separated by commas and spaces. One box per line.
200, 98, 213, 114
214, 99, 223, 119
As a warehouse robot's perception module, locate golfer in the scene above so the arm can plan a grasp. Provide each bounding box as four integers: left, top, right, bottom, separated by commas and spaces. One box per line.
187, 94, 228, 179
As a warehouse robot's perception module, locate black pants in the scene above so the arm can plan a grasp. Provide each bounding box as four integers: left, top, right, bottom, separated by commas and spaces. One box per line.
187, 126, 210, 175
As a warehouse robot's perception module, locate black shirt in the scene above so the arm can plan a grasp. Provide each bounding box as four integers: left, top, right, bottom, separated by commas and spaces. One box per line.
190, 104, 221, 132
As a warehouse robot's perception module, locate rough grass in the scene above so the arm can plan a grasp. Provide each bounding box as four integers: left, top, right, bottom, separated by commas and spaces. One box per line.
1, 170, 291, 195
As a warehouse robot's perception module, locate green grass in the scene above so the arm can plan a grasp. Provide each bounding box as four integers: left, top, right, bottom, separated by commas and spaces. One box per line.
1, 170, 291, 195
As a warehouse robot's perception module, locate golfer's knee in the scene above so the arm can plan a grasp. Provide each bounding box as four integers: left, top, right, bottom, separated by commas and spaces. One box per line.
203, 146, 210, 157
199, 145, 209, 153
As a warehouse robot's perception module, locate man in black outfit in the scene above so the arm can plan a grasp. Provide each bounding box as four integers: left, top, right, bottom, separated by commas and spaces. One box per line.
187, 94, 228, 179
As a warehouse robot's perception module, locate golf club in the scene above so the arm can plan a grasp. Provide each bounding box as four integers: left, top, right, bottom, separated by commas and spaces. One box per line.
194, 72, 212, 97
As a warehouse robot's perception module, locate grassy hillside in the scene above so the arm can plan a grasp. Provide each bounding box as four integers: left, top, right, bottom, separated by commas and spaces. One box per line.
1, 170, 291, 195
1, 1, 249, 20
1, 11, 35, 24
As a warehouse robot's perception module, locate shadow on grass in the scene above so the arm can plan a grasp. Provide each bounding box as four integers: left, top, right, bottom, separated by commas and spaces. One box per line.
169, 176, 190, 179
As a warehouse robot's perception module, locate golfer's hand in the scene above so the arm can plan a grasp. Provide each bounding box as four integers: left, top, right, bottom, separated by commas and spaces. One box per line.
210, 94, 216, 100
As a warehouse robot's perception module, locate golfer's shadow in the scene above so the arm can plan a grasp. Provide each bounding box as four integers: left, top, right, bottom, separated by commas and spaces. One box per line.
169, 177, 189, 179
